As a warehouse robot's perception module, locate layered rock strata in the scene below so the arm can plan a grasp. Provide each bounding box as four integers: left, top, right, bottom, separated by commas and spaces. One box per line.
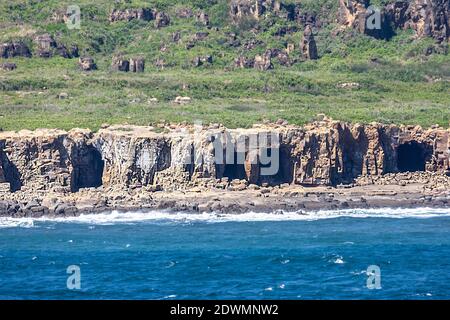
0, 119, 448, 196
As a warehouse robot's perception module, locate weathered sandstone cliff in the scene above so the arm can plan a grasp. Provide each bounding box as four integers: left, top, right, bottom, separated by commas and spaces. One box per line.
0, 119, 449, 196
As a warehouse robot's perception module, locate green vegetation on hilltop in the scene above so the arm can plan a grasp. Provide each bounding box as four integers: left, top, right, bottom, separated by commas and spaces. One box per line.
0, 0, 448, 131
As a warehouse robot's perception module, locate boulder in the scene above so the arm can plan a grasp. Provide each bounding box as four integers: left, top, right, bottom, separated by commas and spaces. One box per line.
196, 11, 210, 26
155, 12, 170, 28
130, 57, 145, 72
194, 32, 209, 41
0, 62, 17, 71
234, 55, 254, 68
192, 55, 213, 67
154, 58, 166, 69
275, 50, 292, 66
172, 31, 181, 43
109, 8, 154, 22
78, 57, 97, 71
176, 8, 193, 18
34, 33, 57, 58
174, 96, 192, 104
254, 50, 273, 70
111, 55, 130, 72
56, 44, 79, 59
0, 41, 31, 58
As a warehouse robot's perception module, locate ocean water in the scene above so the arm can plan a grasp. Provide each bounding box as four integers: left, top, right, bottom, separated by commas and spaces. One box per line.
1, 208, 450, 300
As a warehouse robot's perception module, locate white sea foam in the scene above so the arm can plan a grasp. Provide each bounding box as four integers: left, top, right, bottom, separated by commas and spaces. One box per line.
0, 218, 34, 229
333, 257, 345, 264
1, 207, 450, 228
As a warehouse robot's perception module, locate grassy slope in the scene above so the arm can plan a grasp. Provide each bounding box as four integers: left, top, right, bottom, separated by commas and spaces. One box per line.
0, 0, 448, 131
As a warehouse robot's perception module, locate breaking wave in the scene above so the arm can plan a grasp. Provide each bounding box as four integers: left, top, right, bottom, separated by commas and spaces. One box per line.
0, 218, 34, 229
1, 207, 450, 228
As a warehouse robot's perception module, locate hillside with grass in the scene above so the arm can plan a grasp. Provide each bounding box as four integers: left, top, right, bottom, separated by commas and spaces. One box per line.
0, 0, 449, 131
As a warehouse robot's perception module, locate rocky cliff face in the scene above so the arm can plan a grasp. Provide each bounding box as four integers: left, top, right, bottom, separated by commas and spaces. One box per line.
95, 126, 171, 188
0, 120, 449, 194
338, 0, 449, 41
230, 0, 282, 21
408, 0, 449, 42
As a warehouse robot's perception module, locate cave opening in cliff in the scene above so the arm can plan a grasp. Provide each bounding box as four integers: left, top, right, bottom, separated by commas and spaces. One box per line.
223, 151, 247, 181
71, 146, 104, 192
278, 146, 295, 184
259, 147, 294, 186
397, 141, 429, 173
0, 156, 22, 192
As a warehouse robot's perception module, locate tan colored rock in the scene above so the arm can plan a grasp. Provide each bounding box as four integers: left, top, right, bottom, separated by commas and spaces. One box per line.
155, 12, 170, 28
130, 57, 145, 72
234, 55, 254, 68
230, 0, 281, 21
254, 50, 273, 71
109, 8, 154, 22
78, 57, 97, 71
111, 55, 130, 72
174, 96, 192, 104
301, 25, 318, 60
34, 33, 57, 58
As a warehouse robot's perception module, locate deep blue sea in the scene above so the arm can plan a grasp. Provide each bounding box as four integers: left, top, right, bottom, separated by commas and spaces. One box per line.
1, 208, 450, 300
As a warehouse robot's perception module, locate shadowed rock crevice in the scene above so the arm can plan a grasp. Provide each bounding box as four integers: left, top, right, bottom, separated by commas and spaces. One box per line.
258, 147, 294, 186
70, 146, 104, 192
0, 146, 22, 192
396, 141, 430, 173
222, 150, 247, 181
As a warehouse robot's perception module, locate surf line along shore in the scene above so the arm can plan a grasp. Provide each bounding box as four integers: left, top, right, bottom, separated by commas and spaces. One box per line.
1, 118, 449, 217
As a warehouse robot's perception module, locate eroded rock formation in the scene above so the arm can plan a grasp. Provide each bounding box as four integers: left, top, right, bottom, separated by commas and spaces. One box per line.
112, 56, 145, 72
111, 55, 130, 72
0, 62, 17, 71
155, 12, 171, 28
0, 119, 448, 196
301, 25, 318, 60
338, 0, 449, 42
0, 41, 31, 58
78, 57, 97, 71
109, 8, 155, 22
130, 57, 145, 72
230, 0, 282, 21
407, 0, 449, 42
33, 34, 79, 59
254, 50, 273, 70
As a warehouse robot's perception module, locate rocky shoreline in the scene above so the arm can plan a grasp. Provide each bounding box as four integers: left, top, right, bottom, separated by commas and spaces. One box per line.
1, 173, 450, 217
1, 118, 449, 218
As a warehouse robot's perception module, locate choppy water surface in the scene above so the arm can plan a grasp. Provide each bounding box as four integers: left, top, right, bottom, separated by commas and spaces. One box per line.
1, 208, 450, 299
